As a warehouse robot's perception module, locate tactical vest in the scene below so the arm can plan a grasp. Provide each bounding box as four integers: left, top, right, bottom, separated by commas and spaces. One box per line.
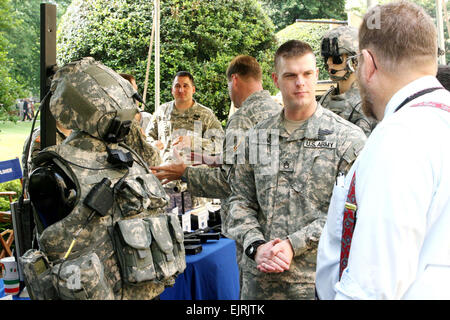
20, 133, 186, 300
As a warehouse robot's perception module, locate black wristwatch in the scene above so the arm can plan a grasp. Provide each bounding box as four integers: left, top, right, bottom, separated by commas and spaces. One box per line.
245, 240, 266, 261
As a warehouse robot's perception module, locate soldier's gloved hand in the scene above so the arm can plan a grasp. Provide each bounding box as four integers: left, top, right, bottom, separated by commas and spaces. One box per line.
255, 239, 290, 273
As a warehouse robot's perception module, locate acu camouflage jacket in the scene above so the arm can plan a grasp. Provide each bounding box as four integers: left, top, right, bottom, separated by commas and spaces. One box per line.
227, 104, 367, 284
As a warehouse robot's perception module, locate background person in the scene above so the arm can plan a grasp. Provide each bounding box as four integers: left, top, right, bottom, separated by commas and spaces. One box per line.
319, 26, 377, 136
147, 71, 224, 212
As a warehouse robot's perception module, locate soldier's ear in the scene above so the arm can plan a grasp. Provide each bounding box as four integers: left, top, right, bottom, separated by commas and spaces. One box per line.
272, 72, 279, 89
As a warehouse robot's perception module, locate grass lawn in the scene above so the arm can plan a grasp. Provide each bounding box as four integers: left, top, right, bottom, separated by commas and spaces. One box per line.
0, 121, 35, 162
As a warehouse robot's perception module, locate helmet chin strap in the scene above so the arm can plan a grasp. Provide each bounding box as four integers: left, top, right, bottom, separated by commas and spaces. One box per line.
329, 67, 352, 81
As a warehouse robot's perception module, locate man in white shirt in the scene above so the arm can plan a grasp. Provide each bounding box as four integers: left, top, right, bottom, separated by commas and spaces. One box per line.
315, 1, 450, 300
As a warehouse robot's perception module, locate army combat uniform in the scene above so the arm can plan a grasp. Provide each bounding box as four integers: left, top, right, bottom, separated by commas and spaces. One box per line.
227, 104, 367, 300
320, 82, 377, 137
147, 100, 224, 161
147, 100, 224, 212
182, 90, 281, 234
180, 90, 281, 290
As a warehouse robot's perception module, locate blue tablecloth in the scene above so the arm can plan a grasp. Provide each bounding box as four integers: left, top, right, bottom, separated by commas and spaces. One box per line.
1, 238, 240, 300
160, 237, 240, 300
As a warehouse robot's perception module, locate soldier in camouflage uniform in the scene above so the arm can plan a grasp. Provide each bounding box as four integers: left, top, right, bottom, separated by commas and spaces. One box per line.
227, 40, 367, 300
151, 56, 281, 232
19, 57, 185, 300
147, 71, 224, 212
319, 26, 377, 136
146, 71, 223, 161
151, 56, 282, 289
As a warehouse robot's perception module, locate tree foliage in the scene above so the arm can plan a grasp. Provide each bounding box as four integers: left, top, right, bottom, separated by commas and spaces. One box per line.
0, 0, 71, 120
5, 0, 72, 98
0, 0, 27, 120
57, 0, 278, 123
259, 0, 347, 32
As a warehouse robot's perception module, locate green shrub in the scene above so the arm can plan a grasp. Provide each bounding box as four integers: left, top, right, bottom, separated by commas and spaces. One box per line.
0, 180, 21, 211
57, 0, 278, 123
0, 179, 22, 233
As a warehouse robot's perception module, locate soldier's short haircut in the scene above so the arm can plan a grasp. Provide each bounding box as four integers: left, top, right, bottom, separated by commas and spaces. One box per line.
359, 1, 437, 72
226, 55, 262, 81
174, 71, 195, 86
274, 40, 315, 73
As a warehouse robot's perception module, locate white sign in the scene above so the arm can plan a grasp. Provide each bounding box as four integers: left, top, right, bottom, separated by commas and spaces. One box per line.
181, 213, 191, 232
197, 209, 208, 229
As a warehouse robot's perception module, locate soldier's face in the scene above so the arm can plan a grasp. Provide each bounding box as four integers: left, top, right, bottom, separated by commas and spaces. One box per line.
273, 53, 318, 111
172, 76, 195, 105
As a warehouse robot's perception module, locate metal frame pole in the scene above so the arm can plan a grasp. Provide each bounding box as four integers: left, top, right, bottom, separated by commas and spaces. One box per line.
40, 3, 57, 149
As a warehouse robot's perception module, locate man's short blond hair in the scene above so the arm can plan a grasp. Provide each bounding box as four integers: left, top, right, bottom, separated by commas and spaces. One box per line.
359, 1, 437, 72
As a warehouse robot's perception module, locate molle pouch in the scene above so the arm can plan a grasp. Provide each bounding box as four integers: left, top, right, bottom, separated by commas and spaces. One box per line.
19, 249, 58, 300
146, 216, 178, 280
139, 173, 170, 209
51, 252, 115, 300
116, 175, 169, 217
113, 218, 156, 284
167, 213, 186, 274
116, 178, 148, 217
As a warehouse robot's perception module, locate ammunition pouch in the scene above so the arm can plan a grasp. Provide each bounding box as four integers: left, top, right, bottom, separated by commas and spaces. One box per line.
114, 217, 156, 284
116, 174, 169, 217
113, 214, 185, 285
51, 252, 115, 300
19, 250, 58, 300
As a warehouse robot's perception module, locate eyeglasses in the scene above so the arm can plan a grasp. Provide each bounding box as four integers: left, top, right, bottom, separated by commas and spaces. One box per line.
346, 53, 361, 73
347, 51, 378, 73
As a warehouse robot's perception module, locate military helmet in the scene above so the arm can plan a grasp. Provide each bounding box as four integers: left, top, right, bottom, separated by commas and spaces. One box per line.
321, 26, 359, 60
49, 57, 138, 143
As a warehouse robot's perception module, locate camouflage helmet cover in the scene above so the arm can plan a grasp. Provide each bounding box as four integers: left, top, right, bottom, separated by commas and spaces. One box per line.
321, 26, 359, 58
49, 57, 138, 141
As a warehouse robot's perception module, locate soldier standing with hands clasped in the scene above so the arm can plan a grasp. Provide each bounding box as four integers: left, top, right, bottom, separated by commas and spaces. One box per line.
226, 40, 366, 299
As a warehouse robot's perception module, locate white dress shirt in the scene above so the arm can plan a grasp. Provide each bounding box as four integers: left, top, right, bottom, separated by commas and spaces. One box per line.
316, 76, 450, 299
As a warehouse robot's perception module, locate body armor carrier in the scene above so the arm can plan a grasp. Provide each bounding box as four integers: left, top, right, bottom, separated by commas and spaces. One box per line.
21, 133, 185, 300
18, 57, 185, 300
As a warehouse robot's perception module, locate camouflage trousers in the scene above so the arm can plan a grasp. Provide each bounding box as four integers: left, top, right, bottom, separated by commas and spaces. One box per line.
240, 272, 315, 300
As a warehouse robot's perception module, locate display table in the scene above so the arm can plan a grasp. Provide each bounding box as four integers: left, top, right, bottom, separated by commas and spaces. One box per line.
160, 237, 240, 300
1, 238, 240, 300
